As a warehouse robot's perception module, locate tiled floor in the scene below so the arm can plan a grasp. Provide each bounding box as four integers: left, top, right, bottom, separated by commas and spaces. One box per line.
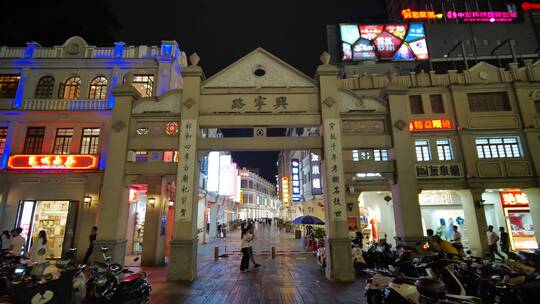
143, 224, 367, 303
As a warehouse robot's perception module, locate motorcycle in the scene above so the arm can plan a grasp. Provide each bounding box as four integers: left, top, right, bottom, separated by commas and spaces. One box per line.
366, 255, 482, 304
86, 246, 151, 304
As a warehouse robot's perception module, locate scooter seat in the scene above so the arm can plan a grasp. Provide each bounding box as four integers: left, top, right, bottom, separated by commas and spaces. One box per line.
121, 272, 143, 283
446, 294, 482, 302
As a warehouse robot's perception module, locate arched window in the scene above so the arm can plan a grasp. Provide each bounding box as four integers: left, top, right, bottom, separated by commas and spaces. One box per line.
34, 76, 55, 98
60, 76, 81, 99
88, 76, 108, 99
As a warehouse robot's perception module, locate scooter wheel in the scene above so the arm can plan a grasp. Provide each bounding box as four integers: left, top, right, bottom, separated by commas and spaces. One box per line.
366, 290, 383, 304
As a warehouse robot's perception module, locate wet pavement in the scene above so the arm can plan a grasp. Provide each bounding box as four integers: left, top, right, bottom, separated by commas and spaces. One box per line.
143, 223, 367, 303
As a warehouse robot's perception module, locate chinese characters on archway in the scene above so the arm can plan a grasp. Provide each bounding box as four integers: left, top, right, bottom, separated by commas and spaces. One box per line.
324, 119, 346, 221
176, 119, 197, 221
231, 96, 288, 111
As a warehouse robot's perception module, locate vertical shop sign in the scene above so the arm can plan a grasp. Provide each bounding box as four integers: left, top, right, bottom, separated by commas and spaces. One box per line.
281, 177, 290, 206
291, 159, 301, 202
176, 119, 197, 221
324, 119, 346, 221
310, 153, 323, 195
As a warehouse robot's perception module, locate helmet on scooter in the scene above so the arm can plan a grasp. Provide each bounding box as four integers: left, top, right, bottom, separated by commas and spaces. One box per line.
415, 277, 446, 300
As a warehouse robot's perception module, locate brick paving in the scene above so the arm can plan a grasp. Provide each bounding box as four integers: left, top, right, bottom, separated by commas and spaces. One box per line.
142, 224, 367, 303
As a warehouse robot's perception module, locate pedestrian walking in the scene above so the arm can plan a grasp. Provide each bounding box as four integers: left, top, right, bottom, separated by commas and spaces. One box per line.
217, 222, 222, 238
451, 225, 463, 253
240, 227, 252, 272
1, 231, 10, 250
9, 227, 26, 256
247, 225, 260, 268
83, 226, 98, 264
28, 230, 48, 264
487, 225, 505, 260
499, 227, 510, 256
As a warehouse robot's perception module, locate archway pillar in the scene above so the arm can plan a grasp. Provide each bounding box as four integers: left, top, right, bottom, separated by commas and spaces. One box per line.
168, 63, 203, 282
317, 59, 354, 282
386, 84, 424, 245
141, 176, 168, 266
93, 84, 140, 265
457, 189, 488, 256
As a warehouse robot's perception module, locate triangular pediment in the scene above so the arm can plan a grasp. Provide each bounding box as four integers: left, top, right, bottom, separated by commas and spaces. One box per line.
202, 48, 316, 88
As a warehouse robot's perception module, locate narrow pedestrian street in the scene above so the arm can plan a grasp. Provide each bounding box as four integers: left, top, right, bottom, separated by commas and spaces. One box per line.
144, 224, 367, 303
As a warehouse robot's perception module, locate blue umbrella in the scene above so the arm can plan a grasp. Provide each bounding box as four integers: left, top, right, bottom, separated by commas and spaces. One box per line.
291, 215, 325, 225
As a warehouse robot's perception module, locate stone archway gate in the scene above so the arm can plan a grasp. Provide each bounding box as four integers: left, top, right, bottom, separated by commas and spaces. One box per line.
95, 49, 357, 282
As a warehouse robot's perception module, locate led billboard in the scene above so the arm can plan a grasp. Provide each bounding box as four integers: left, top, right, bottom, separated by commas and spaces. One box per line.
340, 23, 429, 61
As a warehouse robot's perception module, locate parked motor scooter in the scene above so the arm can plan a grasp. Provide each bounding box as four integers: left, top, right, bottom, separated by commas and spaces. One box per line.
86, 246, 151, 304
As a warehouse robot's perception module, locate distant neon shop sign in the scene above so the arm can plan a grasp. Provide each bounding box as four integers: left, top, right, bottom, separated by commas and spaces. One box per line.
401, 9, 443, 20
408, 119, 453, 132
446, 11, 518, 23
291, 159, 301, 202
281, 177, 290, 206
522, 2, 540, 11
7, 154, 98, 170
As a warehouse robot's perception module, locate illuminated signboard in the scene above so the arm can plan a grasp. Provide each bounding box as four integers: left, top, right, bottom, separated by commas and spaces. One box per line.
207, 152, 220, 192
500, 191, 529, 208
522, 2, 540, 11
7, 154, 98, 170
401, 9, 443, 20
408, 119, 453, 132
281, 177, 290, 206
291, 159, 301, 202
340, 23, 429, 61
310, 153, 323, 195
218, 154, 233, 196
446, 11, 517, 23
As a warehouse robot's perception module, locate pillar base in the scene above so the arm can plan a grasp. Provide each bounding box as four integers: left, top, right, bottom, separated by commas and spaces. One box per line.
168, 238, 198, 282
325, 238, 355, 282
92, 239, 127, 265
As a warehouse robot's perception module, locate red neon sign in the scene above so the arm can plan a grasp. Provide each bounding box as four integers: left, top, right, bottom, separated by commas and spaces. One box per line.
7, 154, 98, 170
522, 2, 540, 11
408, 119, 453, 132
446, 11, 517, 23
500, 191, 529, 208
401, 9, 443, 20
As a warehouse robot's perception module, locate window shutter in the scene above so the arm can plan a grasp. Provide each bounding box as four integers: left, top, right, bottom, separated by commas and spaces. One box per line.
58, 83, 65, 98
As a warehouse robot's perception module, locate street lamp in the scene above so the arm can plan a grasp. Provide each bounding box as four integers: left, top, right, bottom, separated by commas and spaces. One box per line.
148, 197, 156, 208
83, 195, 92, 207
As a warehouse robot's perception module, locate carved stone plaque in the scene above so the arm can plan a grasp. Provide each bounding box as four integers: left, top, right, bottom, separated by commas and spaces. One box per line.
342, 120, 385, 134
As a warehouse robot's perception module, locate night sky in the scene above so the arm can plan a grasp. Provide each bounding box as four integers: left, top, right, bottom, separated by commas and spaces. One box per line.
1, 0, 388, 182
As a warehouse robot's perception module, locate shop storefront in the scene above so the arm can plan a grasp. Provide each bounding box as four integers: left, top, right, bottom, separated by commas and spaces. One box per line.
127, 185, 148, 255
418, 190, 468, 246
16, 200, 78, 259
358, 192, 396, 247
499, 190, 538, 250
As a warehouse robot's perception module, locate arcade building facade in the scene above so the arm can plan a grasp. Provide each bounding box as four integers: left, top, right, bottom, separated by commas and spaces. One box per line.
1, 37, 540, 282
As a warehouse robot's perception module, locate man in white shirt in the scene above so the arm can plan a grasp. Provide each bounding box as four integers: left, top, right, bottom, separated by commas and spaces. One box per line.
9, 227, 26, 256
487, 225, 504, 260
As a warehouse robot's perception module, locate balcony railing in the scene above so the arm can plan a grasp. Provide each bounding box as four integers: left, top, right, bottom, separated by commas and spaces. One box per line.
20, 99, 110, 111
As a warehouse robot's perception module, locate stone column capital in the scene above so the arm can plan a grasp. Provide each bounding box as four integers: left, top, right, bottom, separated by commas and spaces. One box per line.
469, 188, 485, 202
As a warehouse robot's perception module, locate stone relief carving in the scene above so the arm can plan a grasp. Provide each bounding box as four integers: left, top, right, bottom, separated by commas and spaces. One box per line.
337, 89, 387, 113
342, 120, 385, 134
202, 49, 315, 88
132, 91, 181, 114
